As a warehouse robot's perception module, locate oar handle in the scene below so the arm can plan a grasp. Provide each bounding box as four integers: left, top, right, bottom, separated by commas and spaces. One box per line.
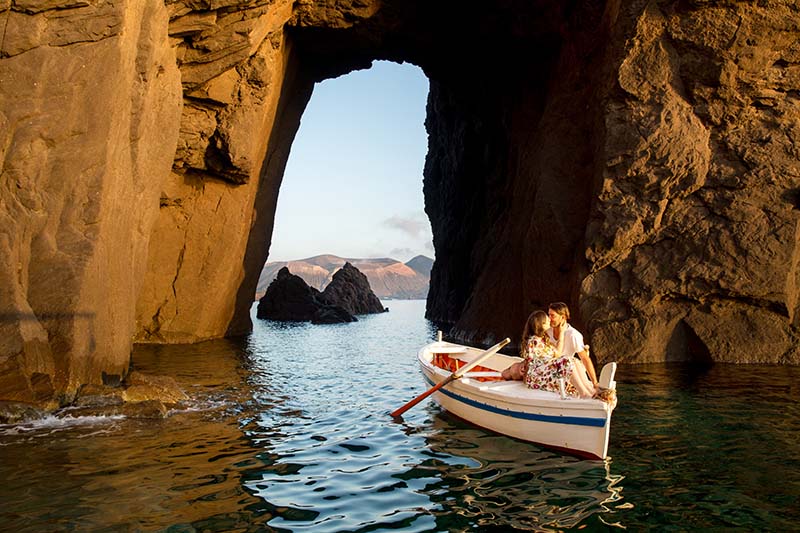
390, 337, 510, 418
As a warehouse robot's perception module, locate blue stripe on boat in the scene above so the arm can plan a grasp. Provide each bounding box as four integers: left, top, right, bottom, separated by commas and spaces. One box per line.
423, 374, 606, 428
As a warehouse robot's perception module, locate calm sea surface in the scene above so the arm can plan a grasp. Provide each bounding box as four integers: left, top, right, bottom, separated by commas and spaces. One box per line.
2, 300, 799, 532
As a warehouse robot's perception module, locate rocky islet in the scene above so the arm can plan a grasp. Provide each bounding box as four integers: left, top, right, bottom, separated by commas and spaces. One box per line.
257, 263, 387, 323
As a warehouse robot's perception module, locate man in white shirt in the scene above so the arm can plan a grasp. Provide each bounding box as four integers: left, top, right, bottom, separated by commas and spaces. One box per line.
546, 302, 598, 386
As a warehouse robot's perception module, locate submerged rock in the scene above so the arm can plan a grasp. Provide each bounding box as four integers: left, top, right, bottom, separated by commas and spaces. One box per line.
0, 372, 185, 421
66, 372, 186, 419
122, 372, 188, 404
71, 372, 187, 408
121, 400, 169, 419
73, 384, 124, 408
60, 399, 169, 420
0, 401, 47, 424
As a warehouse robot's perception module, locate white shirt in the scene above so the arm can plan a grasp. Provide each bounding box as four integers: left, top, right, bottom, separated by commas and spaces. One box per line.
546, 324, 585, 357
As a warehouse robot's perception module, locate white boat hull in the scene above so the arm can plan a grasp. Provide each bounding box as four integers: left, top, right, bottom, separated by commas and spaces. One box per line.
418, 341, 617, 460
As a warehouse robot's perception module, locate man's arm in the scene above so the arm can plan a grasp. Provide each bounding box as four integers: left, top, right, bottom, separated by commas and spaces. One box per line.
576, 346, 598, 385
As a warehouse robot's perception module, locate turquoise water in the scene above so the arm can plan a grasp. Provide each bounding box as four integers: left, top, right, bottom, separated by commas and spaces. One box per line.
1, 300, 799, 531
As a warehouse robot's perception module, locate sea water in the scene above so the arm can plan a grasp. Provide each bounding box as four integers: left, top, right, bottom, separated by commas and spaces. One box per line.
1, 300, 799, 531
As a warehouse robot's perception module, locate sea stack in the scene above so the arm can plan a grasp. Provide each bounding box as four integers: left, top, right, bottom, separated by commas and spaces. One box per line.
256, 267, 356, 324
320, 263, 388, 315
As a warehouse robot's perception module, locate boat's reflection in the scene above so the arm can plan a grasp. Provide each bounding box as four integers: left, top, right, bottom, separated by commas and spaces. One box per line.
405, 408, 627, 531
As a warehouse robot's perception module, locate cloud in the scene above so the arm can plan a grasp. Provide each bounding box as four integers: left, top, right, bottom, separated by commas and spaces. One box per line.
382, 214, 428, 239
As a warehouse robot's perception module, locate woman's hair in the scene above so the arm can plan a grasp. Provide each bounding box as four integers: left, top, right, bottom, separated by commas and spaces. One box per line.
521, 310, 549, 355
548, 301, 570, 321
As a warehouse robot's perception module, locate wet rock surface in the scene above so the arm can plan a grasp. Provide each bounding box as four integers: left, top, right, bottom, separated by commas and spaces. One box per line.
0, 401, 47, 425
122, 372, 189, 404
65, 372, 187, 419
0, 371, 188, 421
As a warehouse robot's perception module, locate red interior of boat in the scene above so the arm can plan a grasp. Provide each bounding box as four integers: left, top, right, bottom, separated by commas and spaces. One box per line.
432, 353, 505, 382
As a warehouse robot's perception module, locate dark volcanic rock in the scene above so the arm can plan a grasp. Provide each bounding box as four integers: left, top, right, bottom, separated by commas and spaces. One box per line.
312, 305, 358, 324
257, 267, 327, 321
320, 263, 387, 315
257, 264, 383, 323
257, 267, 356, 323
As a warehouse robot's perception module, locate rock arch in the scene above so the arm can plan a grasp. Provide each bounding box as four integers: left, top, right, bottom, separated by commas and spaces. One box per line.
2, 0, 799, 405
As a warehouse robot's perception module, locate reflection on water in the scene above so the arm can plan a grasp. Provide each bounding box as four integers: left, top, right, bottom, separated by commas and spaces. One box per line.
408, 413, 624, 531
1, 300, 800, 531
1, 411, 268, 530
611, 363, 800, 531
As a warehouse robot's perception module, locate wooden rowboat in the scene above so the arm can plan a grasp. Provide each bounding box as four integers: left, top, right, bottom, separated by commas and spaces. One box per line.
418, 339, 618, 460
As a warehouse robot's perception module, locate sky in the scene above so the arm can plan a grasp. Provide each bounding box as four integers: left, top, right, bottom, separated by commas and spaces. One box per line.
268, 61, 433, 264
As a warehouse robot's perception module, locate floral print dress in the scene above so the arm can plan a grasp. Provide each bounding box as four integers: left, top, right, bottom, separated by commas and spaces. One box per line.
523, 336, 577, 395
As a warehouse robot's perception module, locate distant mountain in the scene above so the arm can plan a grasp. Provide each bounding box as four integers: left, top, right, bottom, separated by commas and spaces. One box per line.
405, 255, 433, 277
256, 254, 432, 300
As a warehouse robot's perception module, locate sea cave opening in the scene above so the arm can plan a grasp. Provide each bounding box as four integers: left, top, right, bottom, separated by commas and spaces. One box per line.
255, 61, 434, 308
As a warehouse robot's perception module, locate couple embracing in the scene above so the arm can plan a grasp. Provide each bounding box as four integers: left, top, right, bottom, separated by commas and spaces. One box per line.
501, 302, 598, 399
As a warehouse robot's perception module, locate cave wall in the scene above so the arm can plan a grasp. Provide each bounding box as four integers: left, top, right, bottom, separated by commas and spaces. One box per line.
424, 0, 800, 365
423, 1, 606, 348
1, 0, 799, 406
0, 1, 182, 405
134, 0, 314, 344
584, 0, 800, 364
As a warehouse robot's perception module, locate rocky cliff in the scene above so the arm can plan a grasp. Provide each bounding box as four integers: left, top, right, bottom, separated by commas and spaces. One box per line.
2, 0, 799, 406
0, 1, 182, 405
421, 0, 800, 365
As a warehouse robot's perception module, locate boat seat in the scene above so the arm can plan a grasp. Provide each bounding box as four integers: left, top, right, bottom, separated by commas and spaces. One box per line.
429, 342, 467, 354
598, 362, 617, 390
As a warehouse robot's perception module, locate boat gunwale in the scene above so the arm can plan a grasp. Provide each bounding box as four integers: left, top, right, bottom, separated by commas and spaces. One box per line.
421, 373, 609, 428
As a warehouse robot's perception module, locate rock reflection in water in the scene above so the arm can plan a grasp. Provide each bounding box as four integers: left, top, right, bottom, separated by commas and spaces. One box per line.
405, 411, 625, 531
1, 338, 280, 531
1, 411, 275, 531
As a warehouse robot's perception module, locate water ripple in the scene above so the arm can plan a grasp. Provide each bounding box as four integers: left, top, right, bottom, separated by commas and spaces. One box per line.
2, 302, 799, 531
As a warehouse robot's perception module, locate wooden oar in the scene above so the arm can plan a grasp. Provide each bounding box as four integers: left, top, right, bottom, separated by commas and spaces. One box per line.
390, 337, 510, 418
